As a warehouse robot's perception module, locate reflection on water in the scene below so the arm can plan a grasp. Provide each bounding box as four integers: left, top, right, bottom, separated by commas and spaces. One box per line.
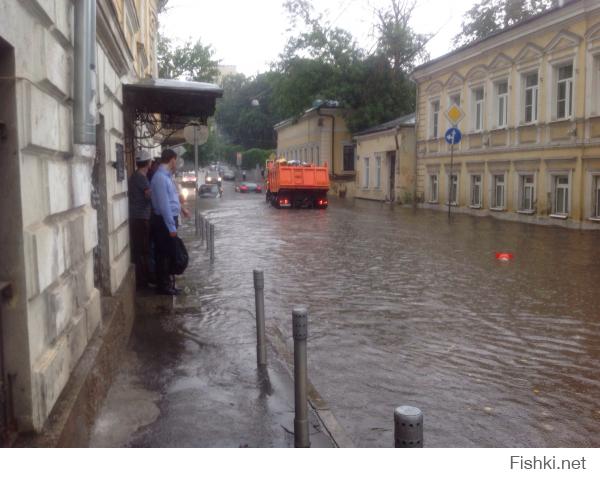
196, 188, 600, 447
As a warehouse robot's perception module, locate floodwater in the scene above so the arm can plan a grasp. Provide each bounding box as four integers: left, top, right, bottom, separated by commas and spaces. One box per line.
196, 180, 600, 447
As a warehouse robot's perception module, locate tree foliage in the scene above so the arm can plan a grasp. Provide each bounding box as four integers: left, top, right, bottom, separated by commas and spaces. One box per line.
268, 0, 418, 133
454, 0, 559, 46
157, 34, 220, 82
374, 0, 431, 74
215, 72, 282, 149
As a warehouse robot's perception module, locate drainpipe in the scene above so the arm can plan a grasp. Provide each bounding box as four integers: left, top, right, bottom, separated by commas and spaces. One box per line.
74, 0, 97, 148
317, 107, 335, 179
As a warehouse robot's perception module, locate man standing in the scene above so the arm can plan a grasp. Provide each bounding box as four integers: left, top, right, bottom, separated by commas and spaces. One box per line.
129, 150, 152, 289
150, 149, 181, 295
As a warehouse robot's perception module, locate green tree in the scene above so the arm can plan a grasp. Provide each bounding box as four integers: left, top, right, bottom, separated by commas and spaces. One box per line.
157, 34, 220, 82
215, 72, 282, 149
374, 0, 431, 74
454, 0, 559, 46
272, 0, 417, 133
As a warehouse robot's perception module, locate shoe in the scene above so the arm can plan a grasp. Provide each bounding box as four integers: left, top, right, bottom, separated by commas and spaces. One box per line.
172, 286, 183, 294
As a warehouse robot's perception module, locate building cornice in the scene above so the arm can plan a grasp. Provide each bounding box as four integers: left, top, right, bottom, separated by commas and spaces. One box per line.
97, 0, 134, 77
412, 0, 598, 82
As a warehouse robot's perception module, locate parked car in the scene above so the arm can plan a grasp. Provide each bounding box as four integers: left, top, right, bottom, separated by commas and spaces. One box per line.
235, 182, 262, 193
198, 184, 220, 198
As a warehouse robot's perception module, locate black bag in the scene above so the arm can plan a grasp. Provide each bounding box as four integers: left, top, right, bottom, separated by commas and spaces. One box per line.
170, 236, 189, 275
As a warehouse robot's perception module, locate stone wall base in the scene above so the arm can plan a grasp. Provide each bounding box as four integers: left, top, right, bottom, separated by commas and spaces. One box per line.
16, 266, 136, 447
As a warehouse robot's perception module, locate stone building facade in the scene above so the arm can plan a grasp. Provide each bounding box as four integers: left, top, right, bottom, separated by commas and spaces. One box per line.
0, 0, 159, 434
275, 102, 356, 198
353, 114, 416, 204
412, 0, 600, 229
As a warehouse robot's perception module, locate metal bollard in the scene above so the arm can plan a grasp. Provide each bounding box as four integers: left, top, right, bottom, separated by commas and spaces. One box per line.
394, 406, 423, 448
205, 221, 210, 251
199, 214, 204, 243
209, 223, 215, 262
292, 307, 310, 448
253, 270, 267, 367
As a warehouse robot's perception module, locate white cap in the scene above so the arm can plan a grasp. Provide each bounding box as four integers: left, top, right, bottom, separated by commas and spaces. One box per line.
135, 150, 152, 163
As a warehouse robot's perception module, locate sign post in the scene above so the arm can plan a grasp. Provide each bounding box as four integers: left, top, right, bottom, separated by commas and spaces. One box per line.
444, 104, 465, 220
184, 123, 209, 234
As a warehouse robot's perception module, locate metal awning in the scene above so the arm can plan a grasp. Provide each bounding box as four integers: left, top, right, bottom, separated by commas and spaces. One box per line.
123, 78, 223, 119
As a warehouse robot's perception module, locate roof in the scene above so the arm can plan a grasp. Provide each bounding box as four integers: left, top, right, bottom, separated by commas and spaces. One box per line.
274, 100, 343, 130
354, 113, 415, 138
412, 1, 570, 75
123, 78, 223, 119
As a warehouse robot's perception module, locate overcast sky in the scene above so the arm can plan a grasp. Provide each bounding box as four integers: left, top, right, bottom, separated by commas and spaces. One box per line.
160, 0, 478, 76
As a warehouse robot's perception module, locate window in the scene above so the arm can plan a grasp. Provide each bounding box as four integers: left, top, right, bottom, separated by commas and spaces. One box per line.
553, 175, 569, 215
473, 88, 484, 132
448, 174, 458, 205
519, 175, 535, 212
470, 174, 482, 207
428, 174, 438, 202
556, 64, 573, 119
375, 156, 382, 189
524, 73, 538, 123
363, 158, 370, 188
491, 174, 505, 209
431, 100, 440, 138
449, 93, 461, 107
593, 176, 600, 218
496, 81, 508, 128
343, 145, 355, 172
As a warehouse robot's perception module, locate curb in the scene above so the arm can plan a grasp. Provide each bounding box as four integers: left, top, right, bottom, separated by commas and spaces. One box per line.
266, 323, 355, 448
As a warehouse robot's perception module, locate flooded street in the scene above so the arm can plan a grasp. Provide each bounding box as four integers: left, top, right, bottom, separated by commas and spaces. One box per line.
195, 180, 600, 447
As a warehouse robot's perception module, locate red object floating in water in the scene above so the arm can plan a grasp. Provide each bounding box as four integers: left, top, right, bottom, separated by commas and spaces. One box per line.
495, 253, 514, 261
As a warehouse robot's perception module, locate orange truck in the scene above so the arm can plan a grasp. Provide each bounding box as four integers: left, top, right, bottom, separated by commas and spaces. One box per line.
265, 159, 330, 209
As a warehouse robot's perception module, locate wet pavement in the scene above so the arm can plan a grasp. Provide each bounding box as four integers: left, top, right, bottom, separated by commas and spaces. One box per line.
93, 174, 600, 448
90, 183, 335, 447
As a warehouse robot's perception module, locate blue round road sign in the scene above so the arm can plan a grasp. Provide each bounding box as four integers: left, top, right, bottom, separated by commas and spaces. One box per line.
445, 127, 462, 145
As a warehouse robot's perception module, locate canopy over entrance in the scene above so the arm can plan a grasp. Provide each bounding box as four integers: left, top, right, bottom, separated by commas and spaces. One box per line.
123, 78, 223, 121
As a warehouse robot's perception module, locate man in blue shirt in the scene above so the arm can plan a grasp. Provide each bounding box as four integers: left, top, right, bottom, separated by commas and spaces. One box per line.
150, 149, 182, 295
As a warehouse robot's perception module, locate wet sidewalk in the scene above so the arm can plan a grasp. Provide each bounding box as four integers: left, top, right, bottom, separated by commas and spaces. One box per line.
90, 211, 337, 448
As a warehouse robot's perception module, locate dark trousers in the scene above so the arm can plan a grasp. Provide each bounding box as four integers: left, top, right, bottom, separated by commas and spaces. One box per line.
131, 218, 150, 286
150, 215, 178, 290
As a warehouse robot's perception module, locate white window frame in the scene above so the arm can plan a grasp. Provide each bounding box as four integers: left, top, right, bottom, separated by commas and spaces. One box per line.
449, 92, 461, 107
472, 87, 485, 132
363, 157, 370, 189
430, 99, 440, 139
517, 173, 536, 213
428, 173, 438, 203
550, 173, 571, 217
447, 173, 459, 206
522, 72, 539, 124
375, 155, 382, 189
555, 62, 574, 120
592, 174, 600, 219
490, 173, 506, 210
495, 80, 509, 128
470, 174, 482, 208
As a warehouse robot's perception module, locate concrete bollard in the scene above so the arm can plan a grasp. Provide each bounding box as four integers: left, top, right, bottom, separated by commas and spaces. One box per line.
394, 406, 423, 448
253, 270, 267, 367
292, 307, 310, 448
209, 223, 215, 262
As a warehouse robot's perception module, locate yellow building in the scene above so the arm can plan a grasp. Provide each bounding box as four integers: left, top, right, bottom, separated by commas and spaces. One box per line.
354, 114, 416, 203
275, 101, 356, 197
412, 0, 600, 229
